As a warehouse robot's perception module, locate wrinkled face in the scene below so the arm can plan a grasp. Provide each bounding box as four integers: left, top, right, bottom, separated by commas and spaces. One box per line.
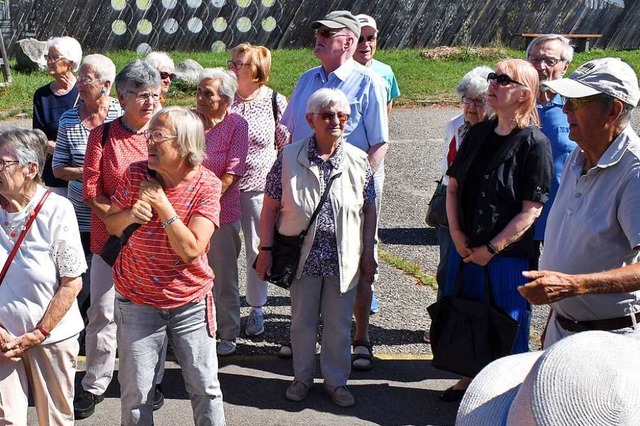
461, 91, 488, 125
228, 52, 253, 83
354, 26, 377, 65
562, 95, 612, 147
306, 102, 350, 142
196, 78, 227, 118
46, 46, 72, 77
146, 115, 180, 171
313, 25, 352, 63
0, 147, 27, 198
77, 64, 105, 101
157, 66, 175, 94
527, 40, 569, 83
121, 86, 162, 122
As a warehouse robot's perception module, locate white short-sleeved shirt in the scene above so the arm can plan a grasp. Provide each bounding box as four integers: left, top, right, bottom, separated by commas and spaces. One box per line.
0, 186, 87, 344
541, 126, 640, 321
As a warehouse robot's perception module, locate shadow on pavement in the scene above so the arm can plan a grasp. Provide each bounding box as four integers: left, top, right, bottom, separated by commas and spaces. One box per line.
379, 227, 437, 246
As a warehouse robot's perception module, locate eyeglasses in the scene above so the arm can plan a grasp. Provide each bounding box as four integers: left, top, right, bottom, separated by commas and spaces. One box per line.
462, 96, 486, 107
127, 90, 161, 103
314, 28, 348, 39
528, 56, 564, 68
313, 112, 350, 123
45, 55, 66, 63
0, 159, 20, 171
227, 60, 248, 70
358, 35, 377, 44
487, 72, 527, 88
78, 75, 99, 85
562, 95, 612, 111
144, 130, 177, 145
159, 71, 176, 81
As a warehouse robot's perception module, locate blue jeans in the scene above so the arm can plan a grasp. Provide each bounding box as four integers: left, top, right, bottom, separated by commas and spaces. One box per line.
114, 293, 225, 426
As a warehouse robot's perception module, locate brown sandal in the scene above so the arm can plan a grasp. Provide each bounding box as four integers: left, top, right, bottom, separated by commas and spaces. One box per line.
351, 340, 374, 371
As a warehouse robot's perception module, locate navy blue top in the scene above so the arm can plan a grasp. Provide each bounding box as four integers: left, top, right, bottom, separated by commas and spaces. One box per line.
32, 82, 79, 188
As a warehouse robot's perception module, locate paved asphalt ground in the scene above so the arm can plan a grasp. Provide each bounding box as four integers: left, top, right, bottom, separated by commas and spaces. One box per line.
12, 107, 639, 425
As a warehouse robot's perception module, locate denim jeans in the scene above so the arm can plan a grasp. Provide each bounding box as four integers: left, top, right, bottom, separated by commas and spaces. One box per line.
115, 293, 225, 426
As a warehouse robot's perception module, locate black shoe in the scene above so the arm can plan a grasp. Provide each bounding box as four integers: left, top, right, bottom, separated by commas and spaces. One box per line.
439, 386, 466, 402
153, 385, 165, 411
74, 390, 105, 419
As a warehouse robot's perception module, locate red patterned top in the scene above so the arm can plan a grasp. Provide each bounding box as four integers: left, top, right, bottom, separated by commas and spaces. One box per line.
82, 118, 148, 254
111, 162, 221, 309
202, 112, 248, 224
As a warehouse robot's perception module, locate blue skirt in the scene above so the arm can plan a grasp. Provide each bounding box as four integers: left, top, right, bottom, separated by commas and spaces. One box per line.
442, 250, 532, 354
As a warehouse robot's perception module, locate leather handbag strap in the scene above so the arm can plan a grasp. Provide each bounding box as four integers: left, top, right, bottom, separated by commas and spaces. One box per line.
301, 171, 343, 237
0, 189, 51, 285
452, 261, 496, 306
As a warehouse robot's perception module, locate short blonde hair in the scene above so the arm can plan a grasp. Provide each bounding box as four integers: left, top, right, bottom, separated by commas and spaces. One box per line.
150, 107, 206, 167
496, 59, 540, 128
230, 43, 272, 86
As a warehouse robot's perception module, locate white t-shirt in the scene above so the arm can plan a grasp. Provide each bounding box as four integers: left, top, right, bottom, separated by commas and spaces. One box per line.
0, 185, 87, 344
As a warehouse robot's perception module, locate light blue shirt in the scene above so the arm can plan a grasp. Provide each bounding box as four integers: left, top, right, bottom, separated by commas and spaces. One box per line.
371, 59, 400, 103
281, 59, 389, 153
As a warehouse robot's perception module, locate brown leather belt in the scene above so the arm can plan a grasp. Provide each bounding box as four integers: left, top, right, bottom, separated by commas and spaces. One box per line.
556, 312, 640, 332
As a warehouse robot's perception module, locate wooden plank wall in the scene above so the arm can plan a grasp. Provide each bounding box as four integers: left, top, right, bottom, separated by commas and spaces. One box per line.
2, 0, 638, 55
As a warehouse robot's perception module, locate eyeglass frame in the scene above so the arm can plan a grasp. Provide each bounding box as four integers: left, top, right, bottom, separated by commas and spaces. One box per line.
311, 111, 350, 123
314, 28, 349, 39
159, 71, 176, 81
462, 96, 487, 107
358, 34, 377, 44
0, 159, 21, 171
487, 72, 527, 88
44, 54, 67, 63
127, 90, 161, 103
528, 55, 565, 68
562, 94, 614, 111
144, 130, 178, 145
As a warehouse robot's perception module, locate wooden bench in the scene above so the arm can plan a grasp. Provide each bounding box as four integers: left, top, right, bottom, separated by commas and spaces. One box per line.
520, 33, 603, 53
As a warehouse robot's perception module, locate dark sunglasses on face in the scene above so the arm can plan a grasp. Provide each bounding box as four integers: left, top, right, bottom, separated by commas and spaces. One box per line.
562, 94, 612, 111
487, 72, 526, 87
315, 112, 350, 123
358, 35, 377, 44
159, 72, 176, 81
314, 28, 347, 39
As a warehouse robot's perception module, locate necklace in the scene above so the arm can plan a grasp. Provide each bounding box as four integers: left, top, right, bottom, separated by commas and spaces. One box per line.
3, 205, 35, 239
236, 86, 263, 102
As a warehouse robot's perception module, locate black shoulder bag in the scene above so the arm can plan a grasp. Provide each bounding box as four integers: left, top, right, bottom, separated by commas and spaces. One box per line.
427, 262, 519, 377
253, 171, 342, 290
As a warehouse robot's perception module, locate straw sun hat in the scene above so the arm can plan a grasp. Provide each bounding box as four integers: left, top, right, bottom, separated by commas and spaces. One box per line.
456, 331, 640, 426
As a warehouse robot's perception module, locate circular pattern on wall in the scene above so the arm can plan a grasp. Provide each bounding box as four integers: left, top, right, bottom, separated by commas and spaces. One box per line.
261, 0, 275, 6
136, 0, 152, 10
186, 0, 202, 8
111, 0, 126, 11
212, 17, 228, 32
137, 19, 153, 35
211, 0, 226, 7
162, 0, 178, 8
262, 16, 276, 32
187, 17, 203, 33
137, 43, 152, 55
112, 20, 127, 35
163, 18, 179, 34
236, 0, 252, 7
211, 41, 226, 52
236, 16, 252, 32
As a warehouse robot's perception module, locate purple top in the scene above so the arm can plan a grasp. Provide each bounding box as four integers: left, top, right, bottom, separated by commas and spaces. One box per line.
266, 137, 375, 276
202, 112, 249, 224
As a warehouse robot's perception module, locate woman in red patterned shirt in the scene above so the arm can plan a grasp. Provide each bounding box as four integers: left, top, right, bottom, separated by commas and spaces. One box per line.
104, 107, 224, 425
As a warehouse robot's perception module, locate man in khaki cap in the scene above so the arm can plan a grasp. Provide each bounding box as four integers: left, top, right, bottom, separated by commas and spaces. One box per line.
518, 58, 640, 348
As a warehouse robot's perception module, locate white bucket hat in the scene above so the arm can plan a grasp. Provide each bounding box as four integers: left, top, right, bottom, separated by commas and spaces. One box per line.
456, 331, 640, 426
542, 57, 640, 106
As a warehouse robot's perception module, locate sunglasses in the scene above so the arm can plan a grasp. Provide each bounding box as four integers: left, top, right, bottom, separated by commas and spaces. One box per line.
159, 72, 176, 81
314, 112, 350, 123
314, 28, 348, 39
227, 60, 248, 70
487, 72, 527, 87
562, 94, 612, 111
358, 35, 377, 44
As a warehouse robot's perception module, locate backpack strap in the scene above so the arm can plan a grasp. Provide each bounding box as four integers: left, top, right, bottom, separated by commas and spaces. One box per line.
100, 121, 111, 148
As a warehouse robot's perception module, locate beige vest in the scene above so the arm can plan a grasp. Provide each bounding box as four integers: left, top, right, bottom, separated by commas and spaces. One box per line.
278, 137, 370, 293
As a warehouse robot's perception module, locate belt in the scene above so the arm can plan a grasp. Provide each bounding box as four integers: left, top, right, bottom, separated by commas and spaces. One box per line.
556, 312, 640, 332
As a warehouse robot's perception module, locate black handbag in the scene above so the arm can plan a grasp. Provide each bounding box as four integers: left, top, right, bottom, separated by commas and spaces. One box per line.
427, 263, 519, 377
425, 179, 448, 228
100, 223, 141, 267
253, 171, 342, 290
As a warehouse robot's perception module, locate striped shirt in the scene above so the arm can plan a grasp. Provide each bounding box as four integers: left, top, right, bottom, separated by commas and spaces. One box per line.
111, 161, 222, 310
53, 99, 123, 232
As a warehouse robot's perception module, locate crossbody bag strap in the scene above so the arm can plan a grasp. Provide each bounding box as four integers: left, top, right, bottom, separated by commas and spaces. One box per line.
0, 189, 51, 285
301, 171, 343, 236
271, 90, 278, 150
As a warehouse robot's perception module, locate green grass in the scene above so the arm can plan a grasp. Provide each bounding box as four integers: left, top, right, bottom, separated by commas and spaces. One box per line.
2, 47, 640, 118
378, 249, 437, 288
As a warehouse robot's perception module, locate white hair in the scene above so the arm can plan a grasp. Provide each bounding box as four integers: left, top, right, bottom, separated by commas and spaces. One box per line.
198, 68, 238, 105
145, 51, 175, 72
81, 54, 116, 84
306, 88, 350, 114
45, 36, 83, 72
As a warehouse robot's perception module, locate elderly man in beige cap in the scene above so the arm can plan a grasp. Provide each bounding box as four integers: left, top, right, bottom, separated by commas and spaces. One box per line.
518, 58, 640, 348
278, 9, 388, 407
354, 14, 400, 117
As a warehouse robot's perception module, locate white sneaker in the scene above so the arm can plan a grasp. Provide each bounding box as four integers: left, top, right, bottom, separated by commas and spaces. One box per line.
245, 309, 265, 337
217, 340, 236, 356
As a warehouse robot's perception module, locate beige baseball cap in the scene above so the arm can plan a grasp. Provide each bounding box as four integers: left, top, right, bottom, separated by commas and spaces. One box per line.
311, 10, 361, 39
542, 57, 640, 106
356, 14, 378, 31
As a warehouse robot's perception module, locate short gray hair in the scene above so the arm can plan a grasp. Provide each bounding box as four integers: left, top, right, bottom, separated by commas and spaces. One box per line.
526, 34, 574, 63
306, 88, 350, 114
46, 36, 83, 72
198, 68, 237, 105
145, 51, 175, 72
0, 128, 47, 183
149, 107, 206, 167
81, 54, 116, 85
456, 66, 493, 98
115, 60, 161, 95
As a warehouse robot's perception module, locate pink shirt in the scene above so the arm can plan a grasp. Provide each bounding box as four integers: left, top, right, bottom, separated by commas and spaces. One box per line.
111, 162, 221, 309
202, 112, 248, 224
